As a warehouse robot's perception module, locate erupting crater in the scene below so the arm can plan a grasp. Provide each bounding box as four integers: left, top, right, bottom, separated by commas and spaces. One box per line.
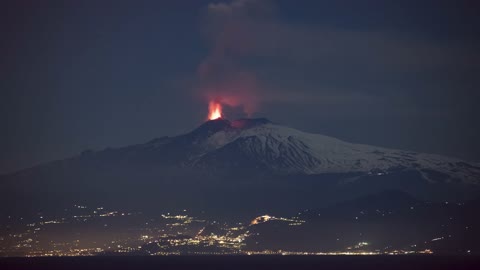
208, 101, 223, 120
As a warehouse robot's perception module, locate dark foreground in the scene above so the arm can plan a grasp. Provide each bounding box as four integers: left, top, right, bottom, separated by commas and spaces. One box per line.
1, 256, 480, 270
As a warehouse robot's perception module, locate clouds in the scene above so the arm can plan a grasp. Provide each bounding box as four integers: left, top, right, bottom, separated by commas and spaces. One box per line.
196, 0, 479, 120
207, 0, 275, 18
196, 0, 278, 117
191, 0, 480, 161
263, 26, 478, 81
2, 0, 479, 174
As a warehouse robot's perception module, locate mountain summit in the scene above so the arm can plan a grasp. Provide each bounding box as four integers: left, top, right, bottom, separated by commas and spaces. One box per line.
172, 118, 480, 183
1, 118, 480, 216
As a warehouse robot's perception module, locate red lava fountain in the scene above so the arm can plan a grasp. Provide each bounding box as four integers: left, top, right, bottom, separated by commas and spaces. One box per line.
208, 101, 223, 120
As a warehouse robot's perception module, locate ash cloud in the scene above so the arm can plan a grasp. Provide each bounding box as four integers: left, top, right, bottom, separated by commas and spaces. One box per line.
196, 0, 276, 117
196, 0, 479, 119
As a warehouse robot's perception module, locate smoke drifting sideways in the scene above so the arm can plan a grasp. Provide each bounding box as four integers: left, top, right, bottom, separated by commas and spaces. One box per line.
197, 0, 275, 120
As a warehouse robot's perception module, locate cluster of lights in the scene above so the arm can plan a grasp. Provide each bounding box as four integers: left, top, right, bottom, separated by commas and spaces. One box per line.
1, 204, 470, 257
250, 215, 305, 226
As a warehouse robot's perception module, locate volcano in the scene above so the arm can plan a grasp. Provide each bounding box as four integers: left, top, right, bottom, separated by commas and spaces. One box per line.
2, 118, 480, 217
183, 118, 480, 181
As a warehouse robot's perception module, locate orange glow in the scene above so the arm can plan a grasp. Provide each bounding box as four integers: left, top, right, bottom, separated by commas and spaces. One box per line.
208, 101, 223, 120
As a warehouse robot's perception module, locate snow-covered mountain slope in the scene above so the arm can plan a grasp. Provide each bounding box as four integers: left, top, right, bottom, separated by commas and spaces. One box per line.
2, 118, 480, 216
167, 118, 480, 184
3, 118, 479, 186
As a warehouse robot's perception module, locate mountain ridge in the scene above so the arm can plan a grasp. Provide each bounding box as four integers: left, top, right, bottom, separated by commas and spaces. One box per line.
182, 118, 480, 183
1, 118, 480, 217
3, 118, 480, 184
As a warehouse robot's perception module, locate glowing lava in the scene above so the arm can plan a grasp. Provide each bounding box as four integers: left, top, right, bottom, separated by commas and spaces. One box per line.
208, 101, 223, 120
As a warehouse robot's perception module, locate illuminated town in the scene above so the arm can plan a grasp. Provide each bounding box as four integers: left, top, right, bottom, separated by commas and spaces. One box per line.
1, 200, 473, 257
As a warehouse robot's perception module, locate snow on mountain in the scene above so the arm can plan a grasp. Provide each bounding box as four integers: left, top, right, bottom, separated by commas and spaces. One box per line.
4, 118, 479, 186
175, 118, 480, 184
2, 117, 479, 215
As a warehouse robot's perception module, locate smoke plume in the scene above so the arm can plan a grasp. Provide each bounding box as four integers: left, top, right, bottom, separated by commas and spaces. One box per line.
197, 0, 275, 118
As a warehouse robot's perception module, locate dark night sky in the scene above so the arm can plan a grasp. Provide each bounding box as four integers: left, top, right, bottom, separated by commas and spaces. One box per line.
1, 0, 479, 174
